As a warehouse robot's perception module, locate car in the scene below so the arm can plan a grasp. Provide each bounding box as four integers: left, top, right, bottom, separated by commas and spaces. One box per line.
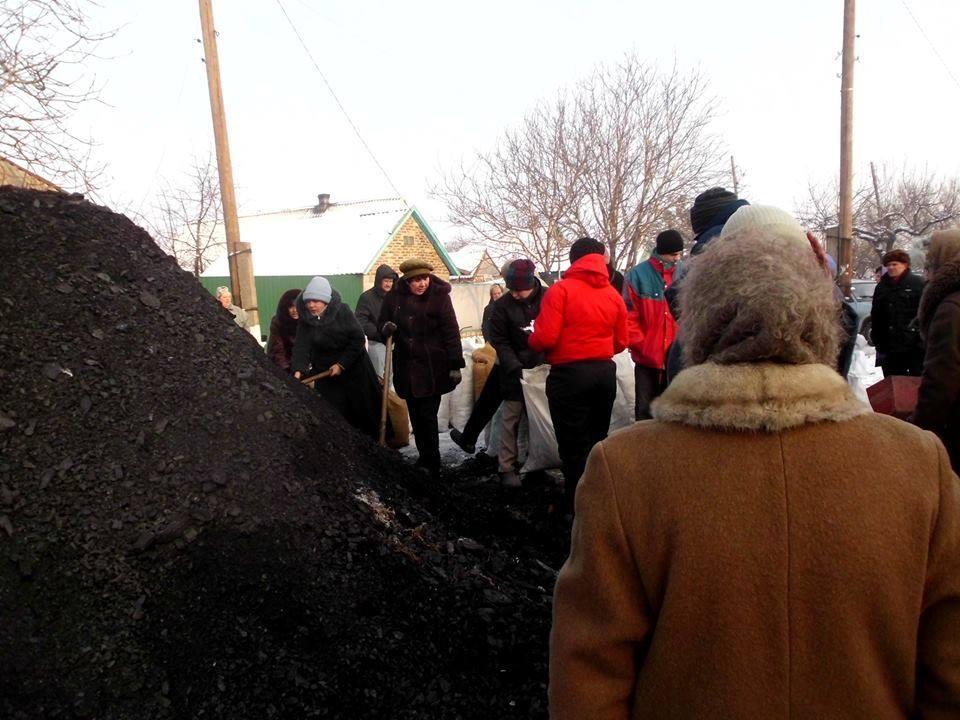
845, 279, 877, 343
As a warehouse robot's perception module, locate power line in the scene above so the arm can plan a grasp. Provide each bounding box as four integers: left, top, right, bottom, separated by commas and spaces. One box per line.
273, 0, 403, 198
899, 0, 960, 93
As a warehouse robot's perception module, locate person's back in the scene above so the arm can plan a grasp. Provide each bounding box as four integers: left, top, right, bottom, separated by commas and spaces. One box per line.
549, 207, 960, 719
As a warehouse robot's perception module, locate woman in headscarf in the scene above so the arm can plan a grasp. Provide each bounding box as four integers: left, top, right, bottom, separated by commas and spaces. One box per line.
549, 206, 960, 719
378, 259, 464, 474
292, 276, 381, 439
266, 288, 301, 373
913, 228, 960, 471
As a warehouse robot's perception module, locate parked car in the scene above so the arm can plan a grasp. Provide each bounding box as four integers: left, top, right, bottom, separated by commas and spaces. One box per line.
845, 279, 877, 344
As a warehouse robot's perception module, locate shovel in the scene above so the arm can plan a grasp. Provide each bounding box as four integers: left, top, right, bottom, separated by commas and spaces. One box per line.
299, 367, 334, 385
378, 336, 395, 446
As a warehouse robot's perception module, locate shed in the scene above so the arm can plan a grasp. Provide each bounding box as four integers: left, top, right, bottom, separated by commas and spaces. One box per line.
200, 195, 459, 335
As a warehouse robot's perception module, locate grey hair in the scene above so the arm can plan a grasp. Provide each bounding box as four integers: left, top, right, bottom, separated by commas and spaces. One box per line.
215, 286, 231, 298
679, 229, 841, 367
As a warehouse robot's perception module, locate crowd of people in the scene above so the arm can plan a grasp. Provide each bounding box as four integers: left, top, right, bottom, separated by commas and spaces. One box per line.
216, 185, 960, 716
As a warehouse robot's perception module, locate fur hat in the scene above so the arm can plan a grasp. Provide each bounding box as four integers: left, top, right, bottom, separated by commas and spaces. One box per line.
926, 228, 960, 275
881, 249, 911, 267
503, 258, 537, 291
302, 276, 332, 303
690, 187, 739, 235
655, 230, 684, 255
399, 259, 433, 279
569, 237, 605, 264
720, 205, 808, 249
680, 221, 839, 368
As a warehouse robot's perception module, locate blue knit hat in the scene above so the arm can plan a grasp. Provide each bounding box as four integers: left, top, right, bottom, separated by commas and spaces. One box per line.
302, 276, 332, 303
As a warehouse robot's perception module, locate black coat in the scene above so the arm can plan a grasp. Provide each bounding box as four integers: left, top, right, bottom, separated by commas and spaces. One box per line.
871, 270, 925, 354
488, 281, 545, 400
914, 261, 960, 471
291, 290, 381, 438
355, 264, 398, 343
481, 301, 496, 342
378, 274, 465, 400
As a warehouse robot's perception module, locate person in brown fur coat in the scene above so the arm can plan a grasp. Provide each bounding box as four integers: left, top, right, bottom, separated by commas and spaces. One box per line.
549, 205, 960, 719
914, 228, 960, 471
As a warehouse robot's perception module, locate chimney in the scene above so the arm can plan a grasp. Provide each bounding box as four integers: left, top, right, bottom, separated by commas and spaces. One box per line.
316, 193, 331, 214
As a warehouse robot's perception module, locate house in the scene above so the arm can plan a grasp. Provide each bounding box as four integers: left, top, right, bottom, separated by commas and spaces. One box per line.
200, 194, 459, 329
448, 244, 502, 282
0, 156, 61, 191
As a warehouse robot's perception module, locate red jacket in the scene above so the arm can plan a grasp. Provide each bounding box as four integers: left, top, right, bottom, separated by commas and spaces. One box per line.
529, 253, 628, 365
625, 256, 678, 369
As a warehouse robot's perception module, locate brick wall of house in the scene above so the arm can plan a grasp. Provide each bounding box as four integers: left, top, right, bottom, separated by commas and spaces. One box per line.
363, 215, 450, 289
0, 157, 60, 191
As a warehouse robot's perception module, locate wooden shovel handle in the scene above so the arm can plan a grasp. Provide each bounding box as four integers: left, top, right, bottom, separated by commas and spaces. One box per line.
299, 368, 334, 384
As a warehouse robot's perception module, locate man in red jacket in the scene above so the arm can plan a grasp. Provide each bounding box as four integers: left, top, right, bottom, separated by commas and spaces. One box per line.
625, 229, 684, 419
529, 237, 628, 507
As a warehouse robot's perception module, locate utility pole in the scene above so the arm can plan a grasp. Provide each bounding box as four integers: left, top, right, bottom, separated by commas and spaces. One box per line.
838, 0, 856, 295
729, 156, 739, 195
198, 0, 259, 332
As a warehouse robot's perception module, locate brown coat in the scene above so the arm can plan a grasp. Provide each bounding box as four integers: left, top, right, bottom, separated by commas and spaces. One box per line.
550, 362, 960, 719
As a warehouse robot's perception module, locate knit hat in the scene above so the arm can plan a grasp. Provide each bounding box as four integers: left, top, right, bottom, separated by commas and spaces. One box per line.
881, 249, 911, 267
399, 258, 433, 279
719, 205, 808, 250
690, 187, 739, 235
569, 237, 605, 264
680, 216, 838, 368
302, 276, 332, 303
655, 229, 684, 255
503, 258, 537, 291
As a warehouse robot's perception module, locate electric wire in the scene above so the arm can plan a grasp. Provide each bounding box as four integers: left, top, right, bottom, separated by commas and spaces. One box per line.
273, 0, 403, 198
898, 0, 960, 94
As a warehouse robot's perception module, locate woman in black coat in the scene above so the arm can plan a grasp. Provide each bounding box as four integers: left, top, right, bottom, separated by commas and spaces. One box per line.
913, 229, 960, 471
378, 259, 465, 473
480, 283, 503, 342
292, 276, 382, 439
266, 288, 301, 373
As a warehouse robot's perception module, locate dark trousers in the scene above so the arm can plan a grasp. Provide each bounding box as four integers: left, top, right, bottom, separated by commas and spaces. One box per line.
462, 364, 503, 442
634, 364, 668, 420
546, 360, 617, 505
881, 349, 925, 377
406, 395, 442, 469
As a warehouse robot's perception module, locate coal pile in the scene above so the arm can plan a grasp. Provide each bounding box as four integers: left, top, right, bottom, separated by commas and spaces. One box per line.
0, 187, 557, 719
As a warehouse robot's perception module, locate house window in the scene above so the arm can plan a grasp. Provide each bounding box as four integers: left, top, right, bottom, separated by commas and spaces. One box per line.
403, 235, 414, 246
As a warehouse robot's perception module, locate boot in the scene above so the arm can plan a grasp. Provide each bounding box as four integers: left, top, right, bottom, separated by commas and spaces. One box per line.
449, 428, 476, 454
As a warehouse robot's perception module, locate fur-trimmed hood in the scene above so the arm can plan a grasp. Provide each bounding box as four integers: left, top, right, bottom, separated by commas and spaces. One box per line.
652, 362, 869, 432
919, 259, 960, 339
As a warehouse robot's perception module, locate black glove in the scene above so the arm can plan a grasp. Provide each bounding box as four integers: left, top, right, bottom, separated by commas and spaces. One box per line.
381, 321, 397, 338
449, 369, 462, 386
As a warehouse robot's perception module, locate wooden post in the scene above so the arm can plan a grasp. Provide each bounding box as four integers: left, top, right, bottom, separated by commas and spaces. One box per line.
838, 0, 856, 295
198, 0, 259, 330
730, 156, 739, 195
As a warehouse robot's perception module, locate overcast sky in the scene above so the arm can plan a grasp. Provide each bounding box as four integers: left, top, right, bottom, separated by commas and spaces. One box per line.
77, 0, 960, 242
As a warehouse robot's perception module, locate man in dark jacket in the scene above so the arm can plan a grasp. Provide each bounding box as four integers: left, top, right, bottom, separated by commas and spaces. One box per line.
355, 264, 398, 377
488, 259, 545, 488
871, 248, 925, 376
664, 188, 749, 380
529, 238, 628, 506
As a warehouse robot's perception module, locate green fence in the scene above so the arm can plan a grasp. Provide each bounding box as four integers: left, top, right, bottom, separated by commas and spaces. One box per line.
201, 274, 365, 340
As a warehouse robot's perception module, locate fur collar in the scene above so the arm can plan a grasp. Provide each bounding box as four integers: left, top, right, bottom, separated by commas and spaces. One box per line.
919, 260, 960, 339
652, 362, 869, 432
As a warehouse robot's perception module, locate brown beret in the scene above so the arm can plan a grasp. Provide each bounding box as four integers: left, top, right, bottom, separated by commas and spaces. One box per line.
399, 258, 433, 279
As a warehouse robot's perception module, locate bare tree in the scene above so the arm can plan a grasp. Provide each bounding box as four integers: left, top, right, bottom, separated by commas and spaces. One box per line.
0, 0, 112, 190
799, 165, 960, 276
435, 54, 724, 274
150, 154, 224, 278
436, 97, 582, 279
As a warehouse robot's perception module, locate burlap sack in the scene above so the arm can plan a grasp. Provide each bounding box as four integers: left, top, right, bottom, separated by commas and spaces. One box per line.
471, 343, 496, 401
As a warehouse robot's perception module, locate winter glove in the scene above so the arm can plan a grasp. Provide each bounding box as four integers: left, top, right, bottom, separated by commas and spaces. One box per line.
449, 369, 462, 386
381, 321, 397, 338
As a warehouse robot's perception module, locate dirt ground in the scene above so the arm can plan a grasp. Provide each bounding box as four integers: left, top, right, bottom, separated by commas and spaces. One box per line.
0, 186, 569, 719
